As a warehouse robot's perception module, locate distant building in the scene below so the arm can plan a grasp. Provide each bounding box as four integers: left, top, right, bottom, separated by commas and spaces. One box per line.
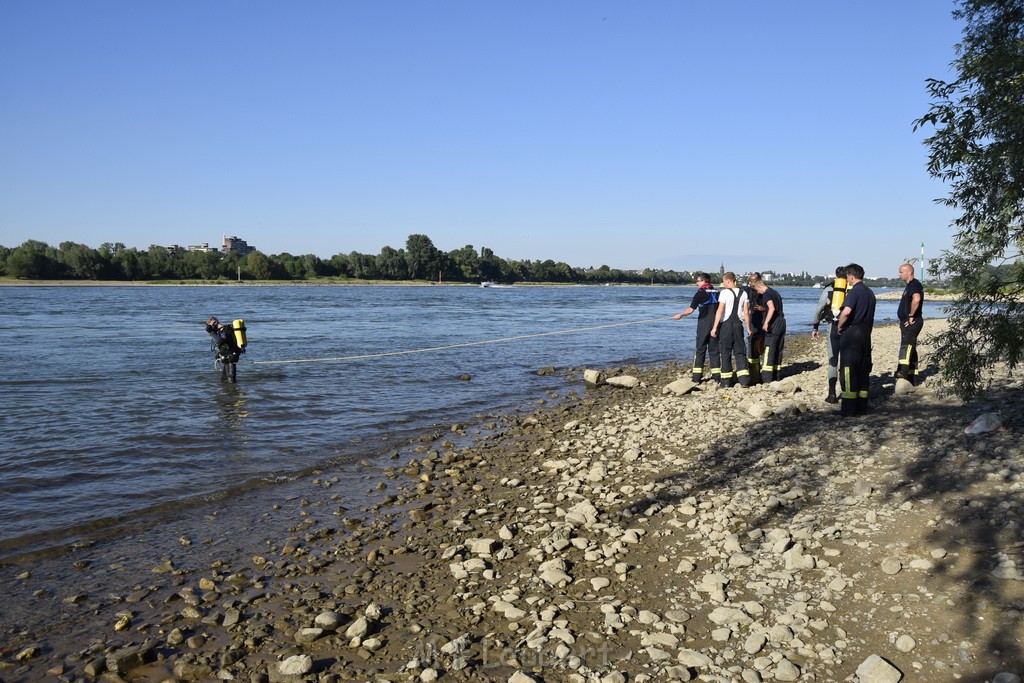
165, 244, 184, 254
188, 242, 216, 252
221, 235, 255, 256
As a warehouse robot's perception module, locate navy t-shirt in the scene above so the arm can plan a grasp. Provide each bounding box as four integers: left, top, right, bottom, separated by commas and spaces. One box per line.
898, 278, 924, 320
689, 288, 718, 320
761, 287, 784, 319
843, 282, 876, 328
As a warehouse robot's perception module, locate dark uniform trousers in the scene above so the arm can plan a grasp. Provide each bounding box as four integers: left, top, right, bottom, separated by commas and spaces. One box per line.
747, 330, 764, 385
719, 319, 750, 388
897, 317, 923, 384
692, 315, 721, 384
760, 316, 786, 384
839, 324, 872, 416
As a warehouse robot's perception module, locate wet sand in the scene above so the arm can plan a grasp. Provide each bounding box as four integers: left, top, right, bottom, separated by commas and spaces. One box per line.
2, 319, 1022, 683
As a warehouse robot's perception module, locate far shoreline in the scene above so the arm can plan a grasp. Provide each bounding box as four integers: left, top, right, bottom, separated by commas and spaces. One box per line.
0, 278, 959, 295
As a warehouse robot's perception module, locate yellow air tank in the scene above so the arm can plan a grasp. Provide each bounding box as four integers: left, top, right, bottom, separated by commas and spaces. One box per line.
830, 278, 848, 316
232, 319, 247, 349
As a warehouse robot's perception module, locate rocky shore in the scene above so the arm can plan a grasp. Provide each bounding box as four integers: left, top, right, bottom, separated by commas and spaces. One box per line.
2, 320, 1023, 683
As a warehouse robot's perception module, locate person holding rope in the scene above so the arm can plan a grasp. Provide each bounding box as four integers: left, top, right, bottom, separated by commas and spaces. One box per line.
206, 316, 244, 383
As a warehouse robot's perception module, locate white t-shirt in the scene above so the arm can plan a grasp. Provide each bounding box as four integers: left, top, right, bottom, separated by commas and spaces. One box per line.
719, 287, 748, 323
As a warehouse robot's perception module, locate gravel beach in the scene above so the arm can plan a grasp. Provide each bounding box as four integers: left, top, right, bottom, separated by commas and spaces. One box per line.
2, 319, 1023, 683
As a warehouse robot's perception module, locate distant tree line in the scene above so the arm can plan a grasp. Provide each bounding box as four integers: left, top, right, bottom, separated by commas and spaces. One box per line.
0, 235, 688, 284
0, 234, 911, 286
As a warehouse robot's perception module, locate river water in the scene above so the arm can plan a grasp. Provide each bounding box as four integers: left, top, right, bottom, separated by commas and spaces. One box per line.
0, 283, 918, 559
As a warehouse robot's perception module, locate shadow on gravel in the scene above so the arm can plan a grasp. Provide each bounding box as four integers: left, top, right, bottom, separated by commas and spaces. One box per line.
622, 370, 1024, 677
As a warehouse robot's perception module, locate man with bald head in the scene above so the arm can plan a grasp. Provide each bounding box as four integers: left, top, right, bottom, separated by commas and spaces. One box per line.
896, 263, 925, 384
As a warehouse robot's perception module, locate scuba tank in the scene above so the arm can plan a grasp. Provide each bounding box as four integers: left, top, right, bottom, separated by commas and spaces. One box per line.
830, 278, 847, 316
232, 319, 247, 350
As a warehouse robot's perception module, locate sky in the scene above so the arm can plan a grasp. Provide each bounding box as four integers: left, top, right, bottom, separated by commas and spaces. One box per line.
0, 1, 965, 278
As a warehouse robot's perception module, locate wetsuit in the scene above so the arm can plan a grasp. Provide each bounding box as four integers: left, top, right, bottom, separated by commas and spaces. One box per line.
896, 277, 924, 384
689, 287, 721, 384
717, 287, 750, 388
208, 323, 242, 383
759, 287, 786, 384
838, 282, 876, 416
812, 284, 841, 401
743, 285, 765, 384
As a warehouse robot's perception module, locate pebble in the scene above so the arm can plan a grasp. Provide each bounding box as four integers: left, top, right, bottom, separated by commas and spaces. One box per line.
881, 558, 903, 575
895, 634, 916, 652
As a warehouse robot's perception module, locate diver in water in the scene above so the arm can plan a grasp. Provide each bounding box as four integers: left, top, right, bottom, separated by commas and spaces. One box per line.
206, 316, 245, 383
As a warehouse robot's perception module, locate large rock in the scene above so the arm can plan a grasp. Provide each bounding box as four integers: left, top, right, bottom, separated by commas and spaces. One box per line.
565, 500, 600, 526
583, 369, 606, 385
677, 648, 713, 668
747, 402, 773, 418
606, 375, 640, 389
664, 378, 698, 395
106, 645, 151, 674
708, 606, 753, 626
773, 400, 800, 416
345, 616, 371, 639
771, 379, 801, 394
466, 538, 498, 556
314, 610, 345, 631
855, 654, 903, 682
270, 654, 314, 683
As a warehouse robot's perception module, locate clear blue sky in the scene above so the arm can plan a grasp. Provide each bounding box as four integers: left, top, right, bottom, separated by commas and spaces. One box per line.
1, 1, 963, 278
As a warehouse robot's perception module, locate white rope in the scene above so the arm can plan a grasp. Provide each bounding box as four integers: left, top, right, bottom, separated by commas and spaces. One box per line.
250, 316, 676, 365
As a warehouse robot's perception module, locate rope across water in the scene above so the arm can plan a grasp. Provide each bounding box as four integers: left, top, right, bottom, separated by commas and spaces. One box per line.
250, 316, 676, 365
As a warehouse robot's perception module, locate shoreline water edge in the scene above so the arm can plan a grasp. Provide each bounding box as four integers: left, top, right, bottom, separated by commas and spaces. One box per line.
2, 319, 1023, 683
0, 279, 962, 298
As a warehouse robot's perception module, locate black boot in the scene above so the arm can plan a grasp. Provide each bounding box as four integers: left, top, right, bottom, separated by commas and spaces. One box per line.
825, 378, 838, 403
840, 397, 857, 417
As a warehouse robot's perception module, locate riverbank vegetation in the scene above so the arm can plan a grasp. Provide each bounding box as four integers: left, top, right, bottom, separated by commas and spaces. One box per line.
915, 0, 1024, 399
0, 235, 907, 287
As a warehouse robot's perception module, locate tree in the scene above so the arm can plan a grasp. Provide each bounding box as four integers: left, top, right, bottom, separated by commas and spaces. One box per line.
347, 251, 379, 279
448, 244, 480, 281
112, 248, 144, 280
376, 246, 409, 280
914, 0, 1024, 398
244, 251, 273, 280
329, 252, 353, 277
6, 240, 57, 279
56, 241, 103, 279
404, 234, 441, 280
183, 250, 223, 280
478, 247, 502, 281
